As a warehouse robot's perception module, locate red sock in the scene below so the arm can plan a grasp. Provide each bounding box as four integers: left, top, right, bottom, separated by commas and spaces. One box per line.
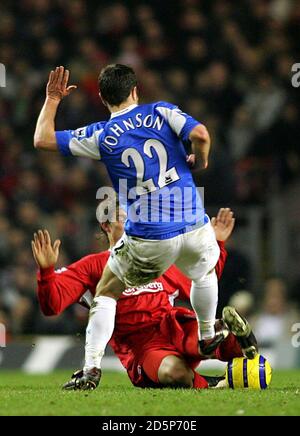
193, 371, 209, 389
215, 333, 243, 361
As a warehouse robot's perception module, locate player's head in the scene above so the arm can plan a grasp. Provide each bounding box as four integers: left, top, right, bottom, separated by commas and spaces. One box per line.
96, 198, 126, 247
98, 64, 138, 109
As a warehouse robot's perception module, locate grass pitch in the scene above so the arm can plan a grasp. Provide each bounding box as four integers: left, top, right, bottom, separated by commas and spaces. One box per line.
0, 370, 300, 416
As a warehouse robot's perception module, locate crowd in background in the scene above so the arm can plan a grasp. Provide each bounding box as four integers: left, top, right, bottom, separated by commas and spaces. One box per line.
1, 0, 300, 340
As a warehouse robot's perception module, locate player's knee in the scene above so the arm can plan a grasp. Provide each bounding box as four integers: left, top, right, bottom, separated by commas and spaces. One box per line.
158, 357, 193, 388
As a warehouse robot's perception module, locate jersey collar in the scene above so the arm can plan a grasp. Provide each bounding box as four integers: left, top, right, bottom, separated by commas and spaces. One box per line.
110, 104, 138, 119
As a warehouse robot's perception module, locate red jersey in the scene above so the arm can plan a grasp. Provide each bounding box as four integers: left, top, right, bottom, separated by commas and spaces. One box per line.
37, 241, 227, 374
37, 241, 227, 333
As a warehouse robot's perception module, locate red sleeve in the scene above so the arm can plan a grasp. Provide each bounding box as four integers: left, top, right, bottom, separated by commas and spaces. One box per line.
37, 252, 109, 316
215, 241, 227, 280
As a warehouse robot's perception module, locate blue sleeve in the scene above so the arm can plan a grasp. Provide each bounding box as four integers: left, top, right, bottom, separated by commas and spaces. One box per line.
55, 131, 73, 156
55, 122, 105, 160
155, 101, 201, 143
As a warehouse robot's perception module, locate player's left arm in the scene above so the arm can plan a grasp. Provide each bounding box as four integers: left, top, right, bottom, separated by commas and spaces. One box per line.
34, 66, 77, 151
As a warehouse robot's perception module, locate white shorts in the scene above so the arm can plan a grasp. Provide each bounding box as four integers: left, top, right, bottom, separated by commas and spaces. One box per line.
108, 222, 220, 288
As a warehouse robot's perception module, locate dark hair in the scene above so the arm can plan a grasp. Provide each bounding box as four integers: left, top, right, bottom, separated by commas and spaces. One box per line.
98, 64, 137, 106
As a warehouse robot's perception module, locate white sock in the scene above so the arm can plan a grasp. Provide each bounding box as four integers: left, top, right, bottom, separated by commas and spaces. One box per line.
190, 270, 218, 340
84, 296, 117, 371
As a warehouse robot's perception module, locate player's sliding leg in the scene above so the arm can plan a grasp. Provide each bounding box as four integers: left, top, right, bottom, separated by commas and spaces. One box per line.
222, 306, 258, 359
80, 264, 125, 389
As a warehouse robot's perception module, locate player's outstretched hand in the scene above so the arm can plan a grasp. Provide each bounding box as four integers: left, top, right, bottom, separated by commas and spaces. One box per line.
31, 229, 61, 269
211, 208, 235, 242
46, 66, 77, 102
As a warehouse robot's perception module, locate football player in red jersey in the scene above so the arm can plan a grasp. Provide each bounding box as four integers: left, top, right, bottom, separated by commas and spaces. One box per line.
32, 208, 257, 390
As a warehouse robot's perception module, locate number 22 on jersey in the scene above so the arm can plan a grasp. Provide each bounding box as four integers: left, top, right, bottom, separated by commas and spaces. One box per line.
121, 139, 180, 195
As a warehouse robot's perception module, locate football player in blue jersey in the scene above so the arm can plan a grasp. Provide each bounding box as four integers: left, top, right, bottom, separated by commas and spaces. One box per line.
34, 65, 232, 390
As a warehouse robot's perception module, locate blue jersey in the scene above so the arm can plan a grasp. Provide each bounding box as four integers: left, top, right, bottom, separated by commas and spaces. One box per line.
56, 101, 207, 239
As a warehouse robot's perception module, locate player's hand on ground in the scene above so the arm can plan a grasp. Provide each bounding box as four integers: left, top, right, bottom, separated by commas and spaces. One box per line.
211, 208, 235, 242
31, 229, 61, 269
46, 66, 77, 101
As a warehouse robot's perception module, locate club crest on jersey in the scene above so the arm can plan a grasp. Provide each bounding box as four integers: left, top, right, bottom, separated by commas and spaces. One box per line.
74, 126, 87, 138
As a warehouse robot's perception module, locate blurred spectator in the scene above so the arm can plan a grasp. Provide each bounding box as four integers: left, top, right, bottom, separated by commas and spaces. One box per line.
252, 277, 300, 347
228, 290, 255, 319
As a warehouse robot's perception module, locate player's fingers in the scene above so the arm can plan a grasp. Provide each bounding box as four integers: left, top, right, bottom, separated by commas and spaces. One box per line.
38, 229, 45, 246
66, 85, 78, 94
224, 209, 233, 227
62, 69, 69, 89
31, 240, 36, 254
31, 241, 38, 261
217, 208, 225, 223
229, 217, 236, 231
221, 207, 231, 223
56, 66, 64, 88
48, 70, 54, 84
33, 233, 41, 251
31, 241, 39, 258
52, 66, 60, 86
53, 239, 61, 254
225, 217, 236, 239
43, 229, 51, 246
59, 66, 65, 87
211, 217, 216, 227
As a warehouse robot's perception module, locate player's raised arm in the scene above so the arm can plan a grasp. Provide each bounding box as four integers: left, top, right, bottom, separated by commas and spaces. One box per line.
31, 229, 98, 316
34, 66, 77, 151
